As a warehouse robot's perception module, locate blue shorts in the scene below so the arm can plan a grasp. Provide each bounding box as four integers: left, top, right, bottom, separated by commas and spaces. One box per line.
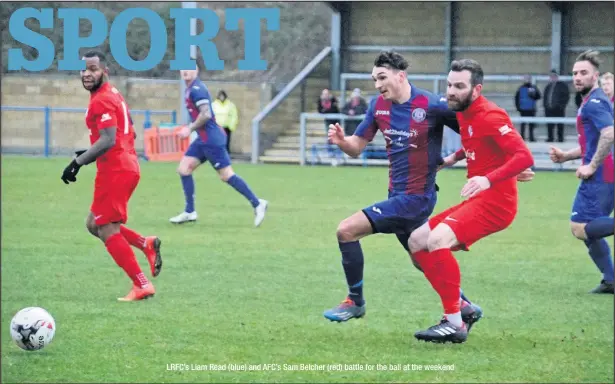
362, 191, 437, 236
571, 182, 614, 223
185, 138, 231, 170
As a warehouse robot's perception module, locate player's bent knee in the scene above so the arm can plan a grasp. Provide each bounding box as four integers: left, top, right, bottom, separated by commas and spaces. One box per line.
177, 157, 199, 176
97, 223, 121, 243
85, 215, 99, 237
336, 212, 373, 242
570, 222, 587, 240
85, 221, 99, 237
336, 219, 363, 242
336, 220, 355, 242
177, 165, 193, 176
408, 224, 430, 253
427, 223, 459, 251
218, 166, 234, 182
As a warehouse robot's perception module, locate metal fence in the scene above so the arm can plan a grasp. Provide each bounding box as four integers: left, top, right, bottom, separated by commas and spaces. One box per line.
339, 73, 575, 107
249, 64, 582, 164
1, 106, 177, 157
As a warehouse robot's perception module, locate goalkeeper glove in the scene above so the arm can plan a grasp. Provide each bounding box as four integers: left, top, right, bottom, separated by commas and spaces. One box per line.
60, 150, 86, 184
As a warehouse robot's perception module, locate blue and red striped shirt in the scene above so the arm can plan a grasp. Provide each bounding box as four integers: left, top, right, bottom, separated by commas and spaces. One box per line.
577, 87, 614, 184
184, 79, 227, 146
354, 84, 458, 194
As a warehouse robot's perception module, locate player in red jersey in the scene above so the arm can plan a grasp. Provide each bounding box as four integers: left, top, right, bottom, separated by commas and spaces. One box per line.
61, 51, 163, 301
408, 59, 534, 343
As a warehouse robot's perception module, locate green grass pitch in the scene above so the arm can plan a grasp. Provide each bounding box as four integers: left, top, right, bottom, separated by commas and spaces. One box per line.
1, 156, 613, 383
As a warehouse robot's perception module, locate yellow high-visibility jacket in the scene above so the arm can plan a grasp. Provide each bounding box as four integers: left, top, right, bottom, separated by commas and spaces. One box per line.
212, 99, 239, 132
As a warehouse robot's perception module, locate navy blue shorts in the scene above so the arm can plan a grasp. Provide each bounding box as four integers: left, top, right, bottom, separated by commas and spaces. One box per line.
571, 182, 614, 223
362, 191, 437, 238
185, 138, 231, 170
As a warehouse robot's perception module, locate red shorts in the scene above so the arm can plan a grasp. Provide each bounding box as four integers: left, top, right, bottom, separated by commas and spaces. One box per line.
91, 171, 140, 226
428, 194, 517, 251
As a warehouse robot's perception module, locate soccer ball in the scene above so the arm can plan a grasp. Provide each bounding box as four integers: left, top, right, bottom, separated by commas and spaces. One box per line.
9, 307, 56, 351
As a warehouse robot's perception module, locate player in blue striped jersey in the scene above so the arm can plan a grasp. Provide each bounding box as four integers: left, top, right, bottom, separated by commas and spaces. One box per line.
169, 66, 268, 227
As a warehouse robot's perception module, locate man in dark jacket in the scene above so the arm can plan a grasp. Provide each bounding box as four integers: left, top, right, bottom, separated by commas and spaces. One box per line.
543, 70, 570, 142
341, 88, 368, 135
317, 88, 340, 130
514, 75, 541, 142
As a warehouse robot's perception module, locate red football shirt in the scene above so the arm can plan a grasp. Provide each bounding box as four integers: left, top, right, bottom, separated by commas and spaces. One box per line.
455, 96, 534, 198
85, 82, 139, 174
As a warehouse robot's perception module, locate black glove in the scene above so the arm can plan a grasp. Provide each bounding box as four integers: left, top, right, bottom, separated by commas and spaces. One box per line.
61, 151, 86, 184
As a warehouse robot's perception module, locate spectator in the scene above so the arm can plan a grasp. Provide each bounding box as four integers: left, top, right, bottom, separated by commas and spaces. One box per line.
542, 69, 570, 142
600, 72, 614, 105
514, 75, 541, 142
317, 88, 340, 130
212, 90, 239, 154
341, 88, 368, 135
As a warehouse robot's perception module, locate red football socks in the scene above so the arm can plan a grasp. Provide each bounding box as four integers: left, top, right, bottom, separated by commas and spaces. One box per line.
120, 225, 146, 250
415, 248, 461, 315
413, 250, 439, 290
105, 233, 149, 288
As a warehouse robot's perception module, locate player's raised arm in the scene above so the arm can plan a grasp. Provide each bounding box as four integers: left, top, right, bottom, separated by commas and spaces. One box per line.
483, 111, 534, 185
328, 124, 371, 158
329, 98, 377, 158
76, 100, 118, 166
549, 145, 582, 163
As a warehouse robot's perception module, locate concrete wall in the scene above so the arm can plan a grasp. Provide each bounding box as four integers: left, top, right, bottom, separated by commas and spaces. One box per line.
453, 2, 552, 46
348, 2, 447, 46
341, 1, 613, 97
345, 2, 447, 74
1, 74, 273, 156
563, 2, 614, 73
453, 1, 552, 87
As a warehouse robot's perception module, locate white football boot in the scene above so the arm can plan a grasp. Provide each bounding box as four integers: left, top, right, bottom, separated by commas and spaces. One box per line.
254, 199, 268, 227
169, 211, 198, 224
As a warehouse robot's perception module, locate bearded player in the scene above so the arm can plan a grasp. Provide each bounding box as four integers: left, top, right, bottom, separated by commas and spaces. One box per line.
408, 59, 534, 343
61, 51, 162, 301
549, 50, 614, 294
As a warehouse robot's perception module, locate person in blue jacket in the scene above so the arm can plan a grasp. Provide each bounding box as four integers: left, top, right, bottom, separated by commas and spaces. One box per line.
515, 75, 542, 142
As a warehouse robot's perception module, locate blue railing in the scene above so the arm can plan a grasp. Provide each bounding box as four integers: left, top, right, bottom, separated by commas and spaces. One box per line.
1, 106, 177, 157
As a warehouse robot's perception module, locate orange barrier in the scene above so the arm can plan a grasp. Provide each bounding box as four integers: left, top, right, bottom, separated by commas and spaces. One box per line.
143, 125, 190, 162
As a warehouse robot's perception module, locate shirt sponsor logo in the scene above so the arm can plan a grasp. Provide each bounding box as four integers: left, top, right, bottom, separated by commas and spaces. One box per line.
498, 125, 512, 135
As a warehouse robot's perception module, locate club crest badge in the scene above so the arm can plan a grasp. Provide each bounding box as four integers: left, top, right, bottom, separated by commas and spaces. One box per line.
412, 108, 426, 123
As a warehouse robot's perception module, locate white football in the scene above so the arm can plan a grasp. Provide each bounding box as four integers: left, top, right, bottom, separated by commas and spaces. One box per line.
10, 307, 56, 351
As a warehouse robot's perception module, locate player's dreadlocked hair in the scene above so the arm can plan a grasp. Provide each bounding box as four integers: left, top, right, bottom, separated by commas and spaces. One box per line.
450, 59, 484, 87
374, 51, 409, 71
83, 50, 107, 68
575, 50, 601, 70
